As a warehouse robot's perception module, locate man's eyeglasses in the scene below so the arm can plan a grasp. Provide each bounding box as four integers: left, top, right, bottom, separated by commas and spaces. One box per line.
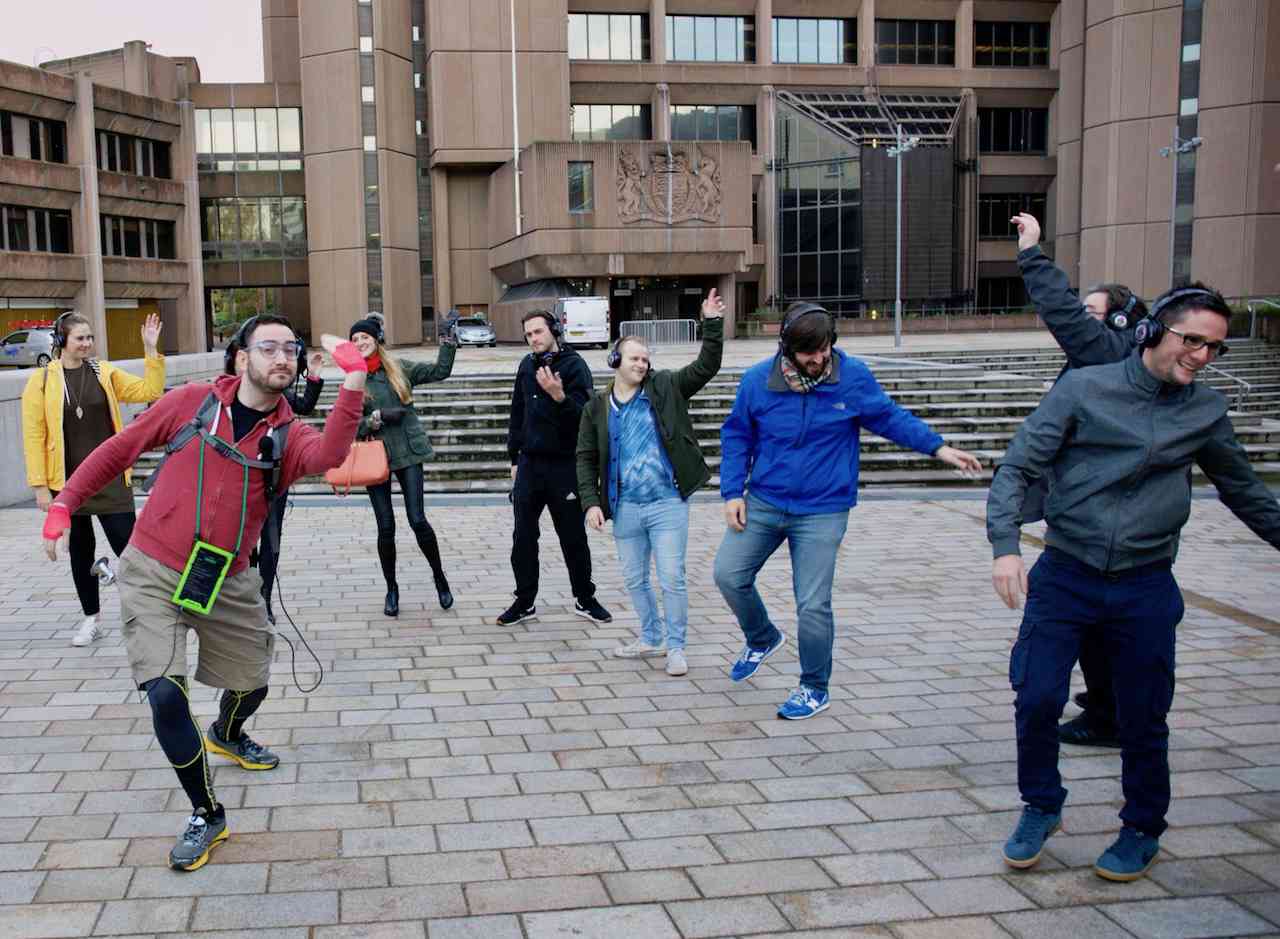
1165, 326, 1229, 358
248, 340, 303, 359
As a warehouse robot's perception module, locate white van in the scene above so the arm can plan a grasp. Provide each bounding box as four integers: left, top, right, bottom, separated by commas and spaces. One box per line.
554, 296, 610, 348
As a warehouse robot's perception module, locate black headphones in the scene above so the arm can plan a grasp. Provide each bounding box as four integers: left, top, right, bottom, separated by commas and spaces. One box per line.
1133, 287, 1218, 349
1105, 291, 1138, 332
778, 302, 837, 359
50, 311, 76, 353
607, 335, 654, 375
531, 310, 562, 339
224, 315, 260, 374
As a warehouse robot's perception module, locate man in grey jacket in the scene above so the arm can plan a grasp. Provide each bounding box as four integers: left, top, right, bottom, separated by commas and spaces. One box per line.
987, 283, 1280, 882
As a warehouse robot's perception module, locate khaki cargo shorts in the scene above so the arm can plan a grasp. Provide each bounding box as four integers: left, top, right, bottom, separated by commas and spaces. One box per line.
116, 544, 275, 691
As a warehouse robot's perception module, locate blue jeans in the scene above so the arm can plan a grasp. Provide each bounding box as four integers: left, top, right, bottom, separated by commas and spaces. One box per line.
713, 493, 849, 693
613, 498, 690, 649
1011, 548, 1183, 838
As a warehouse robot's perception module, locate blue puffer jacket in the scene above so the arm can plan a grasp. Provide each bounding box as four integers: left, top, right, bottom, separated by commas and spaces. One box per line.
720, 349, 944, 515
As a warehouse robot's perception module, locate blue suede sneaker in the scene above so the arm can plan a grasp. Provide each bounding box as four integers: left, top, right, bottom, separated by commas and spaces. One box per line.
1002, 806, 1061, 869
1094, 826, 1159, 881
729, 632, 786, 682
777, 685, 830, 720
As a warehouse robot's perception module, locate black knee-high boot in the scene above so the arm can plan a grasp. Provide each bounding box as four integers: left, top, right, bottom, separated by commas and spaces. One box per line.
411, 520, 452, 609
377, 534, 399, 616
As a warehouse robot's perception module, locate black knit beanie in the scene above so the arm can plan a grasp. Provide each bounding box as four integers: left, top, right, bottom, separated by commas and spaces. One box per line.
349, 317, 383, 342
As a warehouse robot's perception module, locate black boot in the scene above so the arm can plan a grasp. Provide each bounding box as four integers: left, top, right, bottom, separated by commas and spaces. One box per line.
384, 585, 400, 618
435, 573, 454, 610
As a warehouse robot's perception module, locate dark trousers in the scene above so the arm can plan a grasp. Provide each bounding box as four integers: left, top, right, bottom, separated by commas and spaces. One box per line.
68, 512, 135, 616
256, 494, 289, 606
1078, 629, 1118, 727
367, 463, 446, 587
1011, 547, 1183, 838
511, 456, 594, 606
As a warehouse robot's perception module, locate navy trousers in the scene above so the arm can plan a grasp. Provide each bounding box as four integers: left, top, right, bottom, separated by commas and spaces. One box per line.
1010, 547, 1184, 838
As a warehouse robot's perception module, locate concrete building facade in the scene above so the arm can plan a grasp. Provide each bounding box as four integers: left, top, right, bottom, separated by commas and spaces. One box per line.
0, 0, 1277, 354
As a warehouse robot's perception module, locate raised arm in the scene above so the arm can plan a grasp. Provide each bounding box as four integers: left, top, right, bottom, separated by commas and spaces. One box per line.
673, 290, 726, 399
286, 338, 368, 480
406, 339, 457, 386
1196, 414, 1280, 550
288, 372, 324, 416
1013, 214, 1132, 368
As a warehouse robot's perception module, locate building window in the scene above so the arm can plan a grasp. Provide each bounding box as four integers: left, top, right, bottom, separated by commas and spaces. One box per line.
671, 105, 756, 147
568, 162, 594, 214
568, 13, 649, 61
0, 111, 67, 163
974, 22, 1050, 68
194, 107, 303, 172
978, 193, 1047, 239
97, 131, 172, 179
0, 205, 72, 253
570, 104, 651, 141
1170, 0, 1203, 286
978, 276, 1028, 311
772, 18, 855, 64
199, 196, 307, 262
978, 107, 1048, 154
665, 15, 754, 63
875, 19, 955, 66
99, 216, 175, 260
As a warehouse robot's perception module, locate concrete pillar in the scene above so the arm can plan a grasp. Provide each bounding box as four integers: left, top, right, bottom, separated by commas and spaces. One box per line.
956, 0, 974, 70
958, 89, 978, 312
652, 83, 671, 141
651, 0, 667, 64
717, 271, 737, 338
122, 41, 148, 96
174, 100, 208, 353
756, 0, 772, 65
758, 85, 778, 312
859, 0, 876, 69
262, 0, 302, 85
431, 167, 452, 315
69, 74, 106, 353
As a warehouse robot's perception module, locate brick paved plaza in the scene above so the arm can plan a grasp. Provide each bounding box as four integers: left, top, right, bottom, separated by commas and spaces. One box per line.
1, 491, 1279, 938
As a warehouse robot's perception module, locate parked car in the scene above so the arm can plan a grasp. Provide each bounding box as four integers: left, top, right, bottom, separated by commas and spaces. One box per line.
454, 316, 497, 347
554, 296, 610, 348
0, 328, 55, 367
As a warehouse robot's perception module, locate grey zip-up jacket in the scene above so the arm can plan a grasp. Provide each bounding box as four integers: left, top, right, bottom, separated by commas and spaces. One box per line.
988, 352, 1280, 572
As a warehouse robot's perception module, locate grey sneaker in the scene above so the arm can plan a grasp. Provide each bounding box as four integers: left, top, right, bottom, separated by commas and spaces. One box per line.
666, 649, 688, 676
615, 638, 665, 658
168, 807, 228, 871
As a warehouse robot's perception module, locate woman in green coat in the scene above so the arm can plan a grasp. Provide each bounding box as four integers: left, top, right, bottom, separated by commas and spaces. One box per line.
349, 316, 457, 617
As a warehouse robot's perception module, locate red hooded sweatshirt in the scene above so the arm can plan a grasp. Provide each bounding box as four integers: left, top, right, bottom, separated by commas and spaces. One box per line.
54, 374, 363, 576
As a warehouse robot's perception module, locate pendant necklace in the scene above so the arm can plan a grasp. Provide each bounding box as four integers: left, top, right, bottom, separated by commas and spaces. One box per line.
63, 363, 91, 420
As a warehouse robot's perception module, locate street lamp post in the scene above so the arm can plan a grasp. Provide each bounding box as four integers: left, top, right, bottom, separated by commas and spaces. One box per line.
887, 126, 919, 350
1158, 130, 1203, 288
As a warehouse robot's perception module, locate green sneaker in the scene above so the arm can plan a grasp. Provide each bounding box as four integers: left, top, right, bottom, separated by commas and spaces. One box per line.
168, 807, 228, 872
206, 722, 280, 771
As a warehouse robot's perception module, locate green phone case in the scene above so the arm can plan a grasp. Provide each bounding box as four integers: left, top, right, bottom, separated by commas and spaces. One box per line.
172, 540, 235, 615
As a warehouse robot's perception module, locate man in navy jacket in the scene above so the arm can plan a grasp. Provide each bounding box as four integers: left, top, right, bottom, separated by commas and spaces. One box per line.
713, 303, 982, 719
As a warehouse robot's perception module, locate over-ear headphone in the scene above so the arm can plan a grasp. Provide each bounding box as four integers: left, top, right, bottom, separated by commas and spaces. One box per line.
1133, 287, 1217, 349
536, 310, 562, 339
224, 315, 260, 374
607, 335, 654, 375
778, 302, 837, 359
1105, 291, 1138, 332
50, 311, 76, 353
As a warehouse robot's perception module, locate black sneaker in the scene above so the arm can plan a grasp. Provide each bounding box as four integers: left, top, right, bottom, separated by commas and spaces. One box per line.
496, 601, 536, 627
169, 806, 228, 871
1058, 714, 1121, 749
205, 722, 280, 770
574, 598, 612, 624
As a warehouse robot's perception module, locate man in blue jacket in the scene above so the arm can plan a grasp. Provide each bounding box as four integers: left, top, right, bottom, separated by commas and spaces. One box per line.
714, 303, 982, 719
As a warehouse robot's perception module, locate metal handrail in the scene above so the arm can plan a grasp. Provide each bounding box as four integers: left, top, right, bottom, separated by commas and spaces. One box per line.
1203, 362, 1252, 412
1246, 298, 1280, 340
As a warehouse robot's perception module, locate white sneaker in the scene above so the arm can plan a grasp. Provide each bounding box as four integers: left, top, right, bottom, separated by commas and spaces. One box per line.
614, 638, 665, 658
90, 557, 116, 586
71, 616, 104, 647
666, 649, 688, 676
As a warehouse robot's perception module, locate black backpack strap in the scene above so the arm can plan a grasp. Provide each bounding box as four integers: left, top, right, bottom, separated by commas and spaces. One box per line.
259, 418, 293, 560
139, 392, 222, 493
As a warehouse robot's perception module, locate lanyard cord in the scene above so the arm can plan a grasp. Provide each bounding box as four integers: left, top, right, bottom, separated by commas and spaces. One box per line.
194, 437, 249, 555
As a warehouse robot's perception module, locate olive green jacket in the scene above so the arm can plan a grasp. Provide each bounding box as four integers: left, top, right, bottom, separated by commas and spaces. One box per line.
358, 343, 456, 470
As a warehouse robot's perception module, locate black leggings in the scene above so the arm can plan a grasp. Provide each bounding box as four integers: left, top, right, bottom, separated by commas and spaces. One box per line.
69, 512, 134, 616
366, 463, 446, 588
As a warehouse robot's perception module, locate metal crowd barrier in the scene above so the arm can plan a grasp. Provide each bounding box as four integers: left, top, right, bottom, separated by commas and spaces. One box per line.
617, 319, 699, 345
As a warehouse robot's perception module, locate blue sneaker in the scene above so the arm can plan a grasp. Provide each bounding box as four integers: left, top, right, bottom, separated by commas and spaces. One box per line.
729, 632, 786, 682
1094, 827, 1159, 881
1002, 806, 1061, 869
777, 685, 830, 720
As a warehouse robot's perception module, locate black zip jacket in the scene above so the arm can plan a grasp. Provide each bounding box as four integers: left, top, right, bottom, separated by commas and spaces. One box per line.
508, 344, 594, 463
989, 353, 1280, 572
285, 376, 323, 417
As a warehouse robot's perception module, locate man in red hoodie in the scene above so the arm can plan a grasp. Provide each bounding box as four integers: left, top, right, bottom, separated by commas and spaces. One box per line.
42, 315, 368, 871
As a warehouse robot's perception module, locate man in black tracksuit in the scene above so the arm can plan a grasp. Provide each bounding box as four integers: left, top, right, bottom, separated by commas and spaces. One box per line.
499, 310, 612, 627
1013, 212, 1145, 749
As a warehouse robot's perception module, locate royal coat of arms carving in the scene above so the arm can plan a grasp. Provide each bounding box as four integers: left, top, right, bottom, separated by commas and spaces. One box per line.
617, 145, 722, 224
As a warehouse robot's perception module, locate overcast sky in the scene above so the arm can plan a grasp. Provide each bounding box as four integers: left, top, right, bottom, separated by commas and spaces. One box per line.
1, 0, 263, 84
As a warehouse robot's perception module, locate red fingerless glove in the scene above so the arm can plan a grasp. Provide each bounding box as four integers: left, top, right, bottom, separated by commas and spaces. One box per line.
331, 340, 368, 374
42, 503, 71, 541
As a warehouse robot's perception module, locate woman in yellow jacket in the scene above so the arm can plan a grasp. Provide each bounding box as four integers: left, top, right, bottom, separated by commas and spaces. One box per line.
22, 312, 165, 647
